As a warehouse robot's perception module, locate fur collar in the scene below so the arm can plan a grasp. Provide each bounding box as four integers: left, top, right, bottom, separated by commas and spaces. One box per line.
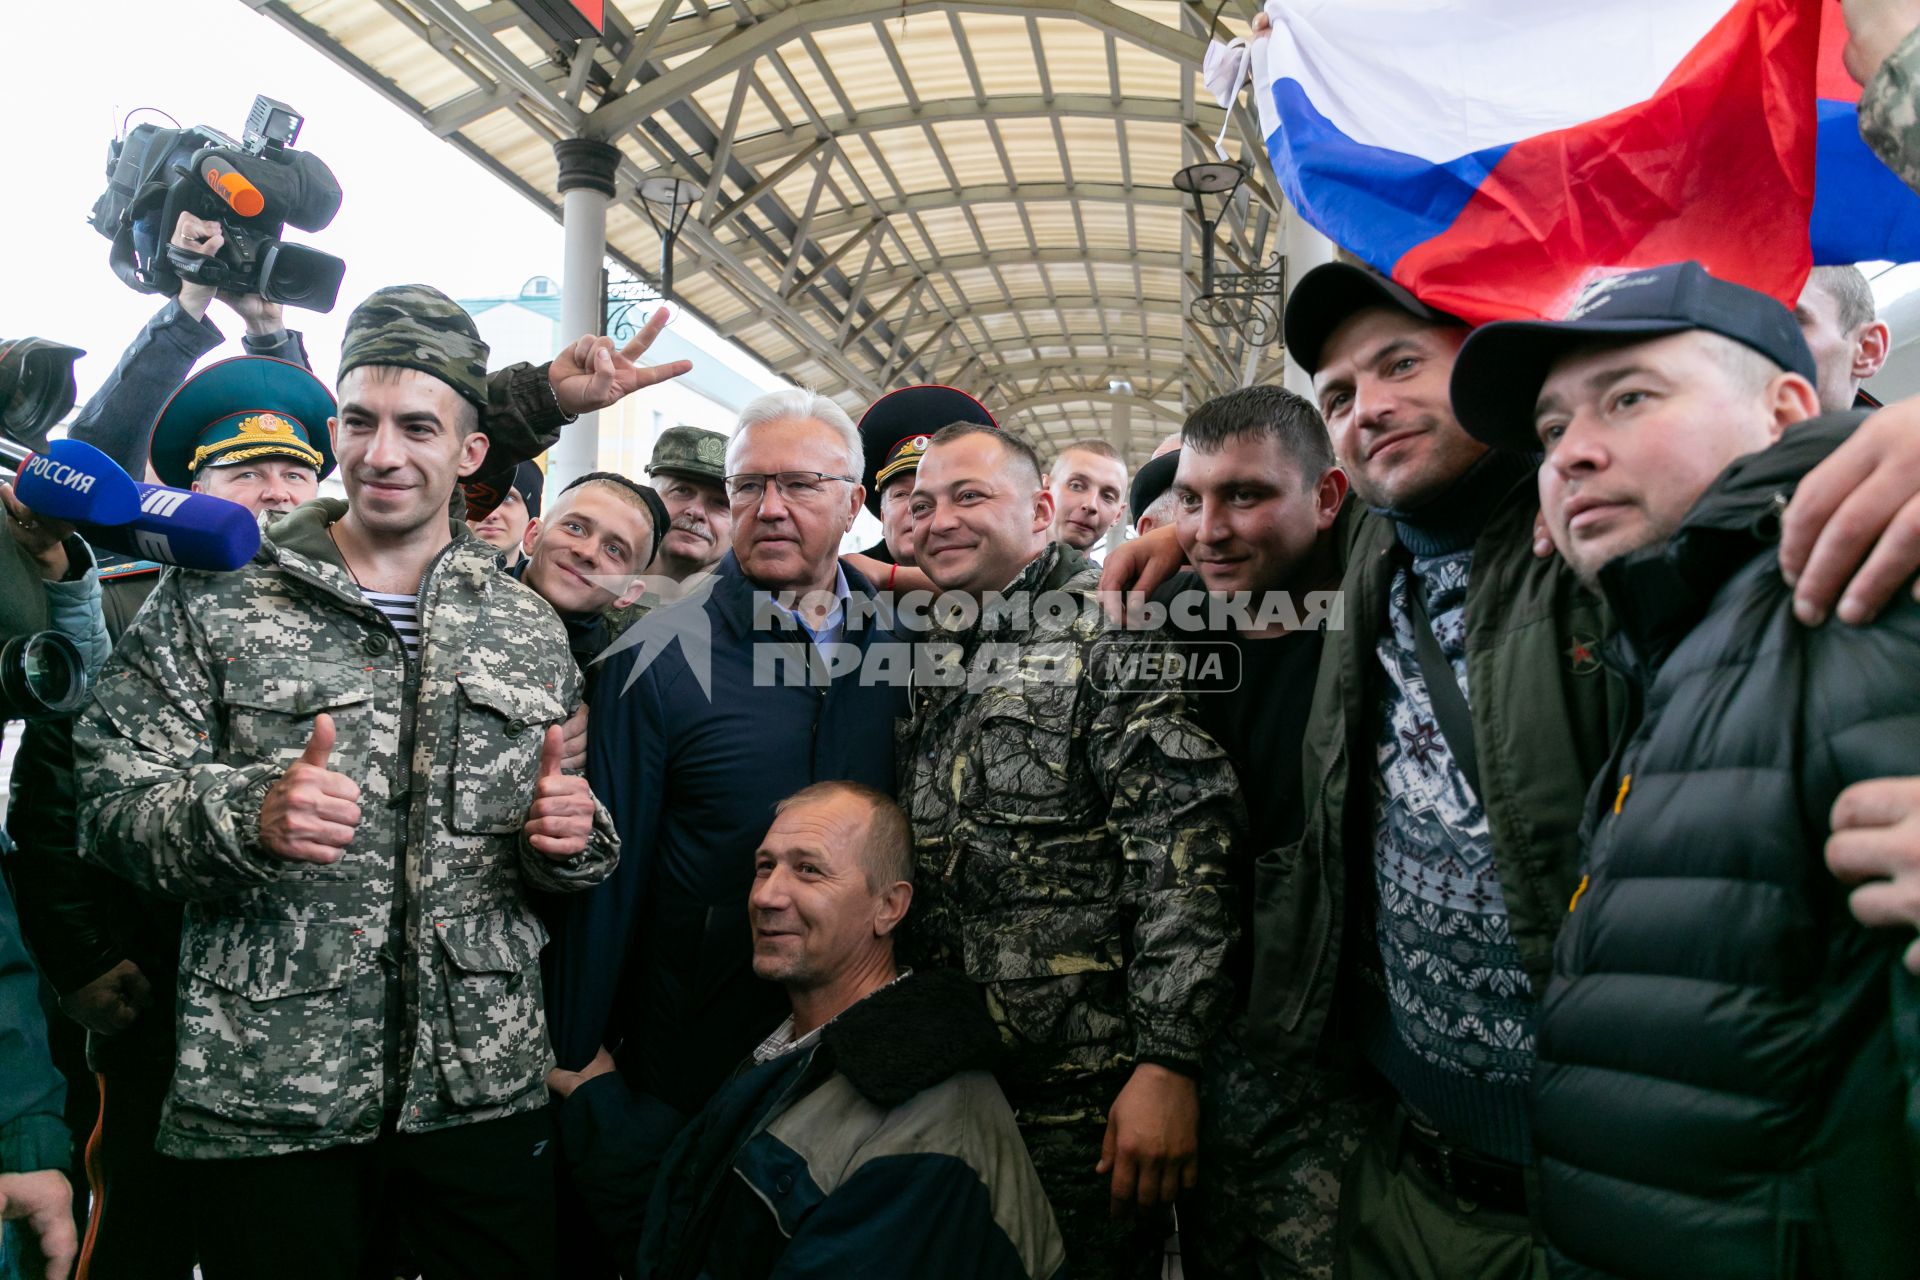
819, 970, 1001, 1109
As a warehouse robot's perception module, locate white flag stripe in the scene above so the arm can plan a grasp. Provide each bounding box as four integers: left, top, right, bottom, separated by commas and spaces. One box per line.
1257, 0, 1735, 163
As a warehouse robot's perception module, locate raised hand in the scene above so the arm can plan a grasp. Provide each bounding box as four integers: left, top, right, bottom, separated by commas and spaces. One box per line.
548, 307, 694, 417
258, 713, 362, 864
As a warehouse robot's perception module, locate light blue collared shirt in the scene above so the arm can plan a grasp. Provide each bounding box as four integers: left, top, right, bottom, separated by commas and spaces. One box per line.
785, 564, 851, 654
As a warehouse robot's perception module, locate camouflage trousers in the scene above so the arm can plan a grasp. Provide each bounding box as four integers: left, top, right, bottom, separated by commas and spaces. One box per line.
1181, 1030, 1388, 1280
1013, 1083, 1167, 1280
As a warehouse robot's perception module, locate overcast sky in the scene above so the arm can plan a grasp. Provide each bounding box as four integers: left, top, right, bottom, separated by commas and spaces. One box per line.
0, 0, 635, 403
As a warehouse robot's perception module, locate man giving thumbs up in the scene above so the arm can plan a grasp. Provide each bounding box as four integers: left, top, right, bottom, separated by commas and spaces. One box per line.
72, 284, 618, 1280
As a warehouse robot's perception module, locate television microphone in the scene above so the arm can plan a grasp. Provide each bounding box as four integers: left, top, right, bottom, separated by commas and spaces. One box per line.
0, 436, 142, 526
78, 483, 261, 573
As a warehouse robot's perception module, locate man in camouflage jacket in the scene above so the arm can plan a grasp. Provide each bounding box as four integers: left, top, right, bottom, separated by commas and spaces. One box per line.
896, 423, 1239, 1280
73, 285, 618, 1280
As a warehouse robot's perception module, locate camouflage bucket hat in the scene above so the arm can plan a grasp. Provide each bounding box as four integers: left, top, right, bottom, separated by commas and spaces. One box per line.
646, 425, 728, 484
337, 284, 490, 408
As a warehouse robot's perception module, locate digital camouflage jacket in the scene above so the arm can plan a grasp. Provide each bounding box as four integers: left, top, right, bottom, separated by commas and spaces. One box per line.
897, 543, 1239, 1097
74, 500, 618, 1159
1860, 24, 1920, 196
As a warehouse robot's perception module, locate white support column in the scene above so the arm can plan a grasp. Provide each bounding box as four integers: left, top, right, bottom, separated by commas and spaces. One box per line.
1104, 379, 1133, 556
1282, 210, 1335, 397
552, 139, 623, 494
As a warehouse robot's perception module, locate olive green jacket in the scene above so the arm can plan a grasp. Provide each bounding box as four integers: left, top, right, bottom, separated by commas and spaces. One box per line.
1242, 478, 1626, 1074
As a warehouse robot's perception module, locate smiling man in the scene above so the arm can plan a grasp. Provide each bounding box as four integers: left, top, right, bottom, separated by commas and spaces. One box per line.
552, 782, 1064, 1279
74, 284, 618, 1280
898, 421, 1239, 1280
548, 387, 907, 1167
1451, 260, 1920, 1278
1142, 387, 1358, 1279
1045, 439, 1130, 554
518, 471, 665, 686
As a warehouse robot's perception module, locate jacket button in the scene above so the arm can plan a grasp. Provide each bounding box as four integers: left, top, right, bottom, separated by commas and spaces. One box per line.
364, 634, 390, 656
774, 1174, 792, 1194
387, 791, 408, 811
506, 718, 527, 737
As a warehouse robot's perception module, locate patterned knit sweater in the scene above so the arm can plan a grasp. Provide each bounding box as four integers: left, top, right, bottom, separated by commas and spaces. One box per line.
1357, 543, 1537, 1164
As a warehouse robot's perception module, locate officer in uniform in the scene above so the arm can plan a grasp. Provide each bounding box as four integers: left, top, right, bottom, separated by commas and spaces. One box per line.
896, 421, 1239, 1280
8, 355, 335, 1280
854, 384, 997, 566
73, 285, 619, 1280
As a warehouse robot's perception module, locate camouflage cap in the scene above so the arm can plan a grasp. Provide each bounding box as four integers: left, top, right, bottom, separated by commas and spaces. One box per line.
337, 284, 490, 409
646, 425, 727, 484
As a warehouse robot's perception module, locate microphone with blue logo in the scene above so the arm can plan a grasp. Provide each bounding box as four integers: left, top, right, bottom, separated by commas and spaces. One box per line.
1, 435, 262, 572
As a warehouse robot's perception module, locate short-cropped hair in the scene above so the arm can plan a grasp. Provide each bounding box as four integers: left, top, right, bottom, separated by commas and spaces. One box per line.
927, 421, 1043, 488
775, 780, 914, 891
1055, 438, 1123, 466
1806, 265, 1877, 335
1183, 385, 1335, 482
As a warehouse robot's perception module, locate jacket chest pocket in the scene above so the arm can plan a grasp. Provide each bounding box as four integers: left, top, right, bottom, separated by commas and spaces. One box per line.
222, 662, 373, 776
449, 672, 567, 834
966, 692, 1083, 817
430, 910, 550, 1108
173, 918, 355, 1130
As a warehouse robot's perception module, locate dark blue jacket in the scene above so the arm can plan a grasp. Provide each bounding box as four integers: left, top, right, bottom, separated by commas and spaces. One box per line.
550, 554, 906, 1111
559, 970, 1064, 1280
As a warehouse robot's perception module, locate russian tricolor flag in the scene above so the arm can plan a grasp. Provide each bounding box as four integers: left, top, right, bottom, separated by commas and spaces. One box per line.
1255, 0, 1920, 325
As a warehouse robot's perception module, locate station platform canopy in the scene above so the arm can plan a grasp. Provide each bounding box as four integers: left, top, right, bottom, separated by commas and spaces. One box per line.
246, 0, 1307, 460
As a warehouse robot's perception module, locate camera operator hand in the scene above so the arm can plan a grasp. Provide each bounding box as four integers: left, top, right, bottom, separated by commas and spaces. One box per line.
548, 307, 692, 418
258, 714, 362, 864
0, 481, 76, 582
169, 212, 225, 321
219, 291, 286, 340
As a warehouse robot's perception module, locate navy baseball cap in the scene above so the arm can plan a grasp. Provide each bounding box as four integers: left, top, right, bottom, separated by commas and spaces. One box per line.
1283, 261, 1463, 378
1451, 261, 1818, 452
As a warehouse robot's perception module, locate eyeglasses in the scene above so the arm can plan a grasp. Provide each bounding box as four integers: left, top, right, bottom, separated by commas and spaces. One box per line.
724, 471, 858, 505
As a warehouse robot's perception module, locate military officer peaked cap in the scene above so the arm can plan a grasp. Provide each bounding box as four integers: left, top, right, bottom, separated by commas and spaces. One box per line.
856, 385, 997, 517
148, 355, 337, 490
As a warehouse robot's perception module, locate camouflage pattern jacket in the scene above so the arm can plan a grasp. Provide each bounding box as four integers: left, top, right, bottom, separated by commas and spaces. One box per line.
1861, 24, 1920, 194
74, 500, 618, 1159
897, 543, 1240, 1096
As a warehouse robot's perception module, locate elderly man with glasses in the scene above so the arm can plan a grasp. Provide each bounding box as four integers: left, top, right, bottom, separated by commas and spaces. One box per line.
545, 390, 908, 1210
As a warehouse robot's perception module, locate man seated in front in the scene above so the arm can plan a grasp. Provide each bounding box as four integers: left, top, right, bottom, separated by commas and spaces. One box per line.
1448, 261, 1920, 1279
548, 781, 1064, 1280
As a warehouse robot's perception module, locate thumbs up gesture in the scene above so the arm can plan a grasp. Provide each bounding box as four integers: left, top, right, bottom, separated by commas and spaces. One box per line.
258, 714, 363, 863
523, 724, 595, 861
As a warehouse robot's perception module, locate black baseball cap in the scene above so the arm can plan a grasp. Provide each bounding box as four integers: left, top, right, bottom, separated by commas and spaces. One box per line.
1283, 262, 1463, 378
510, 459, 545, 518
1129, 449, 1180, 527
1451, 261, 1818, 452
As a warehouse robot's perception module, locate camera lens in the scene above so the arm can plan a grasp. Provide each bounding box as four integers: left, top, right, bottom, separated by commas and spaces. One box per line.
0, 630, 88, 722
0, 340, 82, 448
259, 242, 345, 313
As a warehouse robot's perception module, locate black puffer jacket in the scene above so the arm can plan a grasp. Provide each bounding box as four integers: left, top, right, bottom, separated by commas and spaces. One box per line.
1532, 414, 1920, 1279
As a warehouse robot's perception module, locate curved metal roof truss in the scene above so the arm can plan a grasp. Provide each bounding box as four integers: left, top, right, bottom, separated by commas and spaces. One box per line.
248, 0, 1296, 458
